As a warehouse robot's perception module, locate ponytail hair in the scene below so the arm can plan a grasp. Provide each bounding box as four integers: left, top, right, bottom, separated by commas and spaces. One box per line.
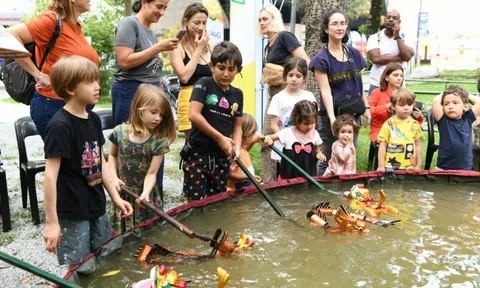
132, 0, 142, 13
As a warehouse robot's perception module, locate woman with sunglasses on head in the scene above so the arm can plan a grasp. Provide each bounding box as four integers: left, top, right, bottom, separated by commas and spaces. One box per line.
258, 4, 310, 183
309, 8, 371, 176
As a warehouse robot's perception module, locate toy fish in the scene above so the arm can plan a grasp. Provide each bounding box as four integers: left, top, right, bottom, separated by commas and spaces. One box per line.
344, 184, 400, 216
308, 202, 400, 230
307, 203, 370, 233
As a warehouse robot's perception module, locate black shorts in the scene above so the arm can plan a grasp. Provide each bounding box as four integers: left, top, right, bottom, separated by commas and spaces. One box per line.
182, 151, 230, 200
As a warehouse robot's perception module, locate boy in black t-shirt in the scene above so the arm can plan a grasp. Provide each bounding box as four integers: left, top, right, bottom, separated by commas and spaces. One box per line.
43, 56, 133, 269
182, 41, 244, 202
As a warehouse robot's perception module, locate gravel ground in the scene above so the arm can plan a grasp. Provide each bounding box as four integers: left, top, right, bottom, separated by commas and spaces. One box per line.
0, 84, 186, 287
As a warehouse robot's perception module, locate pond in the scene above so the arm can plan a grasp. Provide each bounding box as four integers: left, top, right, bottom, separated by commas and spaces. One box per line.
79, 182, 480, 287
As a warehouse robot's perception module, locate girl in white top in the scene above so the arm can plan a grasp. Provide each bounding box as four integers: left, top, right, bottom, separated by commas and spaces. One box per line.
267, 56, 316, 162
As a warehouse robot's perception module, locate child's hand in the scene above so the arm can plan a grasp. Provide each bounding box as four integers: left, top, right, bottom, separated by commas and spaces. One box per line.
376, 166, 385, 172
219, 136, 235, 157
44, 222, 61, 253
414, 165, 421, 171
412, 108, 422, 119
112, 177, 125, 192
113, 198, 133, 218
255, 175, 262, 182
136, 192, 150, 207
254, 134, 265, 143
316, 152, 327, 162
263, 136, 274, 146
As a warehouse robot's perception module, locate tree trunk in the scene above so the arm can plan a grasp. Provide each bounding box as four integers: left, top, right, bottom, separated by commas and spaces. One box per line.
125, 0, 132, 16
365, 0, 382, 37
304, 0, 348, 102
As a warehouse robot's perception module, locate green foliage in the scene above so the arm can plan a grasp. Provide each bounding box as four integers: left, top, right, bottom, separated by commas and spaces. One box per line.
158, 22, 182, 74
80, 1, 124, 98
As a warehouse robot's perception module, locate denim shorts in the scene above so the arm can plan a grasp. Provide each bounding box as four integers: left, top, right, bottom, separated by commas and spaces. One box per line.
56, 213, 111, 265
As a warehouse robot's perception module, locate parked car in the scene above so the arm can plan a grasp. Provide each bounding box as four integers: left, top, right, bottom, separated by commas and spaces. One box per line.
160, 74, 180, 113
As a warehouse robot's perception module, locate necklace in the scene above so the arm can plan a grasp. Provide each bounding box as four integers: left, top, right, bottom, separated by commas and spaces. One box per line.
184, 38, 209, 64
268, 32, 280, 46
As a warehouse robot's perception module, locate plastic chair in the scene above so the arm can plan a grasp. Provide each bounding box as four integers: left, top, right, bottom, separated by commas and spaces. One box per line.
94, 109, 115, 130
424, 110, 439, 170
14, 117, 45, 225
0, 161, 12, 232
367, 142, 379, 171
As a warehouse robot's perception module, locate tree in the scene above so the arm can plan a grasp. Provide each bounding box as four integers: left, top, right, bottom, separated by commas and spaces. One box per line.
304, 0, 348, 101
365, 0, 382, 37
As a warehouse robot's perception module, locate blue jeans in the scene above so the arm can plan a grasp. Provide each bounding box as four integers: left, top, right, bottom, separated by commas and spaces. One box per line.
30, 91, 94, 140
368, 84, 379, 96
111, 81, 164, 189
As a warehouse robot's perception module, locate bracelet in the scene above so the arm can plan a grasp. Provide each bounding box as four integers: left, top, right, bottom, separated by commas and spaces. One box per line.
37, 72, 46, 83
365, 106, 371, 109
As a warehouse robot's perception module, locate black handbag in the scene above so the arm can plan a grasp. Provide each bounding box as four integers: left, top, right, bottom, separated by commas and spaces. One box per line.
326, 45, 366, 117
1, 13, 62, 105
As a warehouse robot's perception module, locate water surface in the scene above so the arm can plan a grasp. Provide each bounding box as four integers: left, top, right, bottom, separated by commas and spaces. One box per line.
80, 182, 480, 287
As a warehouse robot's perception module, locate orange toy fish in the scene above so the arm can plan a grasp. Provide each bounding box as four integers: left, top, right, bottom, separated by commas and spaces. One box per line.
210, 229, 256, 257
307, 203, 370, 233
344, 184, 400, 216
308, 202, 400, 229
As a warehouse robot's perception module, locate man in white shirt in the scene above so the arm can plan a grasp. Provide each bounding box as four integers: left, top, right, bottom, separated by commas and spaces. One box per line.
367, 10, 414, 95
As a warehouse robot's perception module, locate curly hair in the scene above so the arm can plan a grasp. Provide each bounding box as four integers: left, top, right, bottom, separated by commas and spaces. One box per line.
290, 100, 318, 126
332, 114, 359, 136
441, 85, 469, 104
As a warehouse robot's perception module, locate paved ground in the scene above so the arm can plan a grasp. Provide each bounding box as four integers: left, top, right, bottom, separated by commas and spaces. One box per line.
0, 82, 185, 287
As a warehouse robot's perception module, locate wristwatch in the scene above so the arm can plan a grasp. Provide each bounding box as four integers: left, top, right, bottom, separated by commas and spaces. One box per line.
365, 106, 371, 109
394, 36, 402, 40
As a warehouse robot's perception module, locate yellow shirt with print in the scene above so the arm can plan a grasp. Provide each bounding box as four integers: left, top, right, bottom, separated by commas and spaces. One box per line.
377, 116, 423, 170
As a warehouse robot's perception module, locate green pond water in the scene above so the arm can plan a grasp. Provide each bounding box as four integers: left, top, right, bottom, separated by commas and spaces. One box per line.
79, 182, 480, 287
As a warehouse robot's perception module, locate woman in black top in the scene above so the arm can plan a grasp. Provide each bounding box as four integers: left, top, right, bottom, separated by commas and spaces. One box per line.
258, 4, 310, 183
169, 3, 213, 138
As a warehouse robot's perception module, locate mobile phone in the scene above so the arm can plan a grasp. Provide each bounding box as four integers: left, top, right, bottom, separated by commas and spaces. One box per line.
414, 101, 423, 110
176, 29, 187, 40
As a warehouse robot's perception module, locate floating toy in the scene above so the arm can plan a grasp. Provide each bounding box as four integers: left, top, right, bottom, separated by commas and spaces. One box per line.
216, 267, 230, 288
308, 202, 401, 228
344, 184, 400, 216
135, 229, 255, 265
306, 204, 370, 233
210, 228, 256, 257
132, 265, 187, 288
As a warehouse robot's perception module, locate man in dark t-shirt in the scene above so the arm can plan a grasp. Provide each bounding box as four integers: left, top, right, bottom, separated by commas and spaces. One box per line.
43, 56, 132, 269
181, 42, 244, 202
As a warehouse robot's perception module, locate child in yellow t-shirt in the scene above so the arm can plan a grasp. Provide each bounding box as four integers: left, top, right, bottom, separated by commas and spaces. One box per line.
227, 113, 263, 191
377, 87, 423, 171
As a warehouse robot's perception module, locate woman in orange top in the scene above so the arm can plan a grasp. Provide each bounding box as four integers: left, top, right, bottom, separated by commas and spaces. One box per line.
368, 62, 423, 143
8, 0, 99, 139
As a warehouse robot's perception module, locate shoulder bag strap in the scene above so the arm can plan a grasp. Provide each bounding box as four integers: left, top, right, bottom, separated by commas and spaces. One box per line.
342, 44, 361, 97
38, 13, 62, 70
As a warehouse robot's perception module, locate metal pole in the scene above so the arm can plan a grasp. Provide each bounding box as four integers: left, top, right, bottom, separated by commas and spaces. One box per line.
414, 0, 423, 66
0, 251, 81, 287
289, 0, 297, 34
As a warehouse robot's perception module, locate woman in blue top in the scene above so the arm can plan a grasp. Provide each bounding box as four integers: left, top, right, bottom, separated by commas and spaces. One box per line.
309, 8, 371, 176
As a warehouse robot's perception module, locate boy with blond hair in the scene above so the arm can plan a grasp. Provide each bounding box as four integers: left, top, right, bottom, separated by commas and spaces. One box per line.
43, 56, 133, 269
432, 85, 480, 170
377, 87, 423, 171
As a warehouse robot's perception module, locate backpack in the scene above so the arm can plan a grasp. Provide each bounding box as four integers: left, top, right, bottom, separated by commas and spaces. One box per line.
1, 13, 62, 105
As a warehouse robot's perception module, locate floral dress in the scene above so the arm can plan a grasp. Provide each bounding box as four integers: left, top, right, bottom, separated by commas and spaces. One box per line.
109, 124, 169, 233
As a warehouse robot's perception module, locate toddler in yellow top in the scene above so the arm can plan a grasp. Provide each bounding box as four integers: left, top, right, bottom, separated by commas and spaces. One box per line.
227, 113, 263, 190
377, 87, 423, 171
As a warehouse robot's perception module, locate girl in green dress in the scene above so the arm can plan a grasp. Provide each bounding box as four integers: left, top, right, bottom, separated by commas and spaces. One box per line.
108, 84, 177, 233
